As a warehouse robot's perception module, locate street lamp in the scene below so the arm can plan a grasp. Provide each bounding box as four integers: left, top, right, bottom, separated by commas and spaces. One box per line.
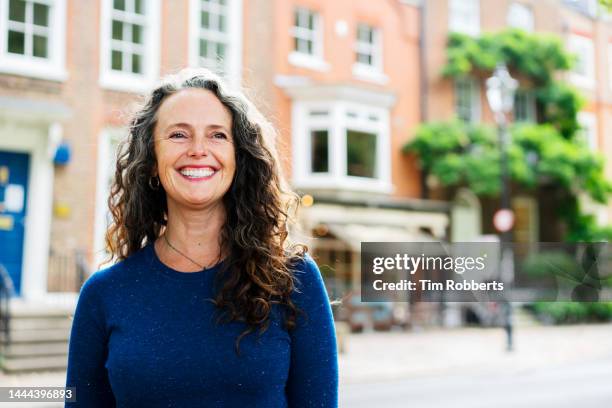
486, 63, 518, 352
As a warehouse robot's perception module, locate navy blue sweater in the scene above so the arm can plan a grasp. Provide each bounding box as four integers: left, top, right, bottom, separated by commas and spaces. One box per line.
65, 242, 338, 407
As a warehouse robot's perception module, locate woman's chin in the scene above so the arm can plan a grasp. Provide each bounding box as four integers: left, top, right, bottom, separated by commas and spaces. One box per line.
179, 194, 221, 208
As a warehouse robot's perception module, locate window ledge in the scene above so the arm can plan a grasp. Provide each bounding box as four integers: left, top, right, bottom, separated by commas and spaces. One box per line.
288, 51, 330, 72
0, 59, 68, 82
293, 176, 393, 194
99, 71, 157, 94
352, 64, 388, 85
569, 73, 595, 90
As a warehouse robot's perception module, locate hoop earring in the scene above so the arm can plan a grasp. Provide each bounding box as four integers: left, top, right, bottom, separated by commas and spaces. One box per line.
148, 176, 160, 190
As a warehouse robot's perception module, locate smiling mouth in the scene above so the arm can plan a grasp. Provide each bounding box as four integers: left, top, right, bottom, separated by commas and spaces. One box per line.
178, 167, 217, 180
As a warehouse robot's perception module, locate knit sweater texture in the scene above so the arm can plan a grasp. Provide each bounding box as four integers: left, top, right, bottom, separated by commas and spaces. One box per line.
65, 242, 338, 407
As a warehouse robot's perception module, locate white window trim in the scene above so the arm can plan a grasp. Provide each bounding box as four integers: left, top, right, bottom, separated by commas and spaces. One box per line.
188, 0, 242, 87
448, 0, 480, 36
577, 111, 598, 150
513, 89, 536, 122
568, 33, 595, 89
93, 128, 127, 269
0, 0, 67, 81
99, 0, 160, 93
608, 43, 612, 91
507, 2, 534, 32
352, 24, 387, 84
454, 77, 481, 123
288, 7, 329, 71
291, 98, 393, 194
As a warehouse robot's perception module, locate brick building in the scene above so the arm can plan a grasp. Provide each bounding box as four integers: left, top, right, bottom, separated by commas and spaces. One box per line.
0, 0, 449, 307
421, 0, 612, 243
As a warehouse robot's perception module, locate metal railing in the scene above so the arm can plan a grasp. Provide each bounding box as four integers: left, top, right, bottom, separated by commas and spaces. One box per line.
0, 264, 15, 346
47, 248, 89, 293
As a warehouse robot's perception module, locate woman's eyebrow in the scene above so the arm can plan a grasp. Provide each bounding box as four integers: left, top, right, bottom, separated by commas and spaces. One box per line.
163, 122, 192, 132
208, 124, 231, 133
162, 123, 230, 132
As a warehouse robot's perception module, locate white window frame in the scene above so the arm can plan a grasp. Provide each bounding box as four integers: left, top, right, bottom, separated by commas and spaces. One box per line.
454, 76, 481, 123
507, 2, 534, 32
568, 33, 595, 89
513, 89, 536, 122
0, 0, 67, 81
562, 0, 599, 17
188, 0, 242, 86
291, 99, 392, 194
93, 128, 127, 269
608, 43, 612, 91
577, 111, 598, 150
99, 0, 160, 93
352, 22, 387, 85
449, 0, 480, 36
288, 7, 329, 71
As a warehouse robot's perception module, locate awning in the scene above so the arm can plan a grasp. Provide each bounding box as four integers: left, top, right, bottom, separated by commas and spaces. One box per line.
325, 223, 435, 252
301, 203, 449, 241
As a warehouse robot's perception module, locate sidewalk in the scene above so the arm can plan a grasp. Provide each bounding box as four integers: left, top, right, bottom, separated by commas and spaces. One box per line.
338, 323, 612, 384
1, 323, 611, 405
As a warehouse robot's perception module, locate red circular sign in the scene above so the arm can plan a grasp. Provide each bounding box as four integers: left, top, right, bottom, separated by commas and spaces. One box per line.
493, 209, 515, 232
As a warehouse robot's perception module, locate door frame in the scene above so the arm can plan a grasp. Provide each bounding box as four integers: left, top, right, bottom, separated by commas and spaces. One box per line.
0, 118, 56, 300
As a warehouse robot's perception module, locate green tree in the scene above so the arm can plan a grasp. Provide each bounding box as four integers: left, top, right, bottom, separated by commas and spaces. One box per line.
404, 29, 612, 241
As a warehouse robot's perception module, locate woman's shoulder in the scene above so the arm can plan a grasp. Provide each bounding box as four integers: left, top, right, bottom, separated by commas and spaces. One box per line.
80, 246, 150, 298
288, 251, 319, 276
287, 251, 326, 299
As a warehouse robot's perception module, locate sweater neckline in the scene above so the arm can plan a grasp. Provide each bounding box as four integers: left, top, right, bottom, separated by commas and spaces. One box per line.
146, 240, 225, 281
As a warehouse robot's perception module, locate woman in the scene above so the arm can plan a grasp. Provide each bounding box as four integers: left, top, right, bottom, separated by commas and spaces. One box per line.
65, 68, 338, 407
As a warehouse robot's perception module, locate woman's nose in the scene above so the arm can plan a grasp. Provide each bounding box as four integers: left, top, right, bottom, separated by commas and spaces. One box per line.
187, 136, 210, 157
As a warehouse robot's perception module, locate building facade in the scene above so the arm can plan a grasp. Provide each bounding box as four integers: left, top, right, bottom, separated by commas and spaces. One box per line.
0, 0, 449, 308
422, 0, 612, 243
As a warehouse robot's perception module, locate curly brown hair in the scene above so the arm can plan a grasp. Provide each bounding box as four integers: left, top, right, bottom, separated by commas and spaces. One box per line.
104, 68, 307, 354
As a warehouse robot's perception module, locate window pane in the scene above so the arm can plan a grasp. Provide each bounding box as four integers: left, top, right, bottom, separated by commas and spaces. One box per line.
306, 38, 313, 54
219, 14, 226, 32
216, 42, 226, 59
113, 0, 125, 11
454, 78, 476, 122
33, 34, 48, 58
296, 38, 310, 53
112, 20, 123, 40
294, 9, 300, 27
131, 53, 142, 73
346, 130, 377, 178
135, 0, 144, 14
111, 50, 122, 70
199, 39, 208, 57
33, 3, 49, 27
357, 24, 370, 42
357, 52, 371, 65
9, 0, 26, 23
311, 130, 329, 173
201, 10, 209, 28
132, 24, 143, 44
7, 30, 25, 54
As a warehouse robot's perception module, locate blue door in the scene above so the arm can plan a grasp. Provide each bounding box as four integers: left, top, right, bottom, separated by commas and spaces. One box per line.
0, 151, 30, 296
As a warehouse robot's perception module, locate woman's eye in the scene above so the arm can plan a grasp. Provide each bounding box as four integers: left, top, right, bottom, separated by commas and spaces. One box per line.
213, 132, 227, 140
169, 132, 187, 139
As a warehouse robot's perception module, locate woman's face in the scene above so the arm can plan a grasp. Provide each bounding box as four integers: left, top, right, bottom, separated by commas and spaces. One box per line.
153, 88, 236, 210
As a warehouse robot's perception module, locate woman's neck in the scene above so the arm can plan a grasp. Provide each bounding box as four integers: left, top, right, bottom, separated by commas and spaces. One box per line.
157, 202, 227, 271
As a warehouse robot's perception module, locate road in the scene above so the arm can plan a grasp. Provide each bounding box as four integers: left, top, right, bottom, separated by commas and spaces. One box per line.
341, 355, 612, 407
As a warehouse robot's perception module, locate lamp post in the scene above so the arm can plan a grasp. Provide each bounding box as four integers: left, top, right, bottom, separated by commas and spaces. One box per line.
486, 63, 518, 352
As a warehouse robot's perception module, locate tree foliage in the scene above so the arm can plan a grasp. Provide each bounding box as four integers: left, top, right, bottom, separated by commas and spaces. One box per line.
404, 29, 612, 241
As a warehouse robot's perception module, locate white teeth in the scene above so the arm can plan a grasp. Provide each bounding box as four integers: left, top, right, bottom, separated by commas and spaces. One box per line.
180, 168, 215, 178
